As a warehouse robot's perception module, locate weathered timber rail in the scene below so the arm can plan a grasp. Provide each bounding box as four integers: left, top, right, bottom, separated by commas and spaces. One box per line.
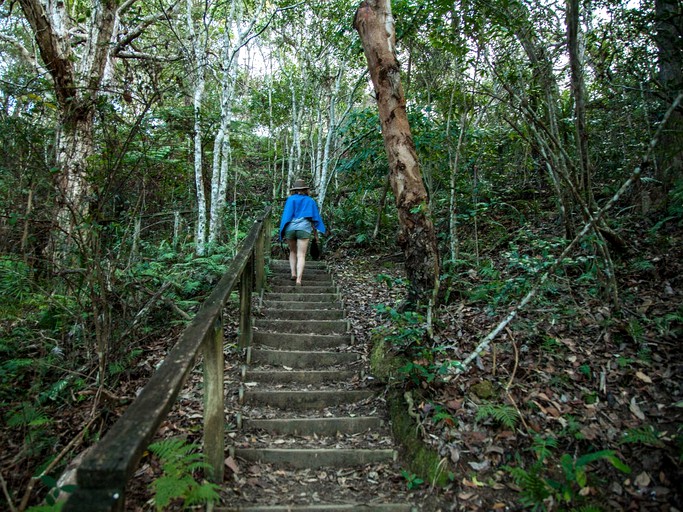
63, 207, 272, 512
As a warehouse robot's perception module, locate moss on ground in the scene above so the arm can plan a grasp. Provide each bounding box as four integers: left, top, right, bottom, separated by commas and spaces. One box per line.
387, 390, 451, 487
368, 334, 406, 382
369, 333, 451, 487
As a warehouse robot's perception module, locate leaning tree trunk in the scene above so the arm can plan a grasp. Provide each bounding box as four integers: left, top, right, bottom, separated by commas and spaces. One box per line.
354, 0, 440, 307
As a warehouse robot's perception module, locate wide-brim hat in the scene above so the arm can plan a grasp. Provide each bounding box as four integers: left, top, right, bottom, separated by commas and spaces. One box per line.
290, 179, 310, 191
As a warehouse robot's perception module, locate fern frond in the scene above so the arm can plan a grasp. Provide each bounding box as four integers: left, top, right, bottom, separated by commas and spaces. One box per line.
148, 438, 219, 510
39, 379, 70, 403
620, 425, 662, 447
149, 438, 193, 460
505, 464, 550, 509
476, 403, 519, 429
532, 435, 557, 462
6, 402, 50, 428
185, 481, 221, 506
152, 474, 193, 511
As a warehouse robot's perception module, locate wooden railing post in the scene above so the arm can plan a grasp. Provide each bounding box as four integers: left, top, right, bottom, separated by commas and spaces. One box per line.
239, 254, 254, 348
255, 221, 265, 293
263, 211, 272, 262
203, 314, 224, 483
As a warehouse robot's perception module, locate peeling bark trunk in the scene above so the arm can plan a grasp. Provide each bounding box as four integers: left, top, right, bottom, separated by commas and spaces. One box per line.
208, 0, 264, 248
318, 69, 343, 210
186, 0, 208, 255
354, 0, 439, 306
18, 0, 119, 262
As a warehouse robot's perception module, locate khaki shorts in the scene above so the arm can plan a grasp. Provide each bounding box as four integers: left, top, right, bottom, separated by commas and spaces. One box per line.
285, 230, 311, 240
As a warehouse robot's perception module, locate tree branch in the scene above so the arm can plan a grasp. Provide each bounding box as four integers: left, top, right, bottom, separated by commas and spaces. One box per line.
113, 2, 181, 55
115, 50, 182, 61
0, 33, 47, 75
17, 0, 77, 106
450, 92, 683, 376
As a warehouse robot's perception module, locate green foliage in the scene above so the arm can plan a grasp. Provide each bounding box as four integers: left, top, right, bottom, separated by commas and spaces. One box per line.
400, 469, 424, 490
552, 451, 631, 501
38, 379, 70, 403
0, 257, 32, 303
108, 348, 143, 380
626, 318, 645, 344
507, 463, 551, 510
531, 435, 558, 462
148, 438, 220, 511
373, 305, 428, 355
24, 475, 76, 511
559, 415, 586, 441
578, 364, 592, 379
475, 403, 519, 429
398, 360, 455, 386
375, 273, 408, 289
653, 309, 683, 339
619, 425, 663, 447
615, 355, 634, 369
506, 445, 631, 511
431, 404, 457, 427
5, 402, 56, 458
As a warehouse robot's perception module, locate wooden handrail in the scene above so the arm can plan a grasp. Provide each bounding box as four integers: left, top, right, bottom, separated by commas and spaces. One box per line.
63, 206, 272, 512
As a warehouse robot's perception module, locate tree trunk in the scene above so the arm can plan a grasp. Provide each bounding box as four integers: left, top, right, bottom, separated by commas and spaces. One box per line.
654, 0, 683, 206
52, 115, 95, 258
318, 69, 343, 210
207, 0, 265, 249
18, 0, 119, 263
186, 0, 208, 255
354, 0, 440, 307
566, 0, 592, 203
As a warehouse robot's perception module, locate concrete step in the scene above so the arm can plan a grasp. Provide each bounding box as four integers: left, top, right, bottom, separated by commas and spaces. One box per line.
242, 389, 374, 409
258, 308, 345, 320
241, 416, 383, 436
232, 447, 397, 468
261, 300, 343, 310
269, 260, 329, 274
219, 505, 414, 512
269, 267, 332, 281
270, 284, 337, 294
253, 332, 352, 350
270, 275, 333, 286
265, 292, 339, 303
269, 260, 328, 270
254, 319, 348, 335
250, 348, 358, 368
271, 265, 332, 274
244, 369, 357, 385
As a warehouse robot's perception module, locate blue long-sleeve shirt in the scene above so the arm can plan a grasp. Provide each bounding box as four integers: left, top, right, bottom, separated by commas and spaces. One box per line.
279, 194, 326, 240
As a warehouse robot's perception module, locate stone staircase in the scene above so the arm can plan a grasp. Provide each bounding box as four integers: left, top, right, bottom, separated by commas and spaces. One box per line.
220, 260, 416, 511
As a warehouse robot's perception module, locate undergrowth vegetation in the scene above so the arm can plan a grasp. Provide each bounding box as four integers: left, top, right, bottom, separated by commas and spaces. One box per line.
365, 183, 683, 510
0, 226, 252, 509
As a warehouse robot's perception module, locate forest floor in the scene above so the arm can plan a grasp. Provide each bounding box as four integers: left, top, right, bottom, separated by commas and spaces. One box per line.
327, 248, 683, 511
2, 219, 682, 511
127, 222, 681, 511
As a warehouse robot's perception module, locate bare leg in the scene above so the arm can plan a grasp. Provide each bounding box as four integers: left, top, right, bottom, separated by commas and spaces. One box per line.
295, 238, 309, 284
287, 238, 298, 279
